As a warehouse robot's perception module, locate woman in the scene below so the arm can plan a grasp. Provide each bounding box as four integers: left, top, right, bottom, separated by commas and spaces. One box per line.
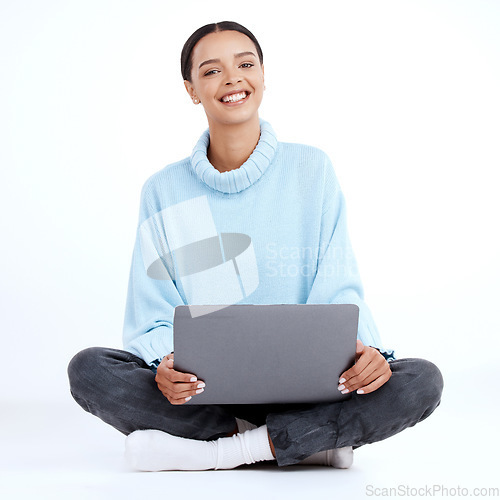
68, 21, 444, 471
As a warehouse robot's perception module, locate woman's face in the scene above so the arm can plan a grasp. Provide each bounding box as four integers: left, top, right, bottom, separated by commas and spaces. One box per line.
184, 30, 265, 127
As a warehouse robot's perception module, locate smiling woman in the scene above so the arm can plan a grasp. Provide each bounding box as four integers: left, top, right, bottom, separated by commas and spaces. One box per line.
67, 20, 443, 473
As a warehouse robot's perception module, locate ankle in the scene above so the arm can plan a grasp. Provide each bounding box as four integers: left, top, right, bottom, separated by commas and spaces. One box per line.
267, 431, 276, 458
226, 424, 239, 437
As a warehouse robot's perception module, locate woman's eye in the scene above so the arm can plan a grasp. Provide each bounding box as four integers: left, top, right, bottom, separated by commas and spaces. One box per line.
240, 63, 254, 69
204, 69, 219, 76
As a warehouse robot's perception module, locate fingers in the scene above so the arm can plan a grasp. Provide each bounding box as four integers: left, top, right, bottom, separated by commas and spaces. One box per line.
338, 347, 392, 395
355, 339, 364, 360
338, 363, 380, 394
356, 370, 392, 395
155, 355, 205, 405
157, 380, 206, 405
338, 347, 376, 389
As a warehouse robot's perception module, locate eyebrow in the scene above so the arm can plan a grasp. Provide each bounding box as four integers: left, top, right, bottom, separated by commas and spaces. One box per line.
198, 51, 257, 70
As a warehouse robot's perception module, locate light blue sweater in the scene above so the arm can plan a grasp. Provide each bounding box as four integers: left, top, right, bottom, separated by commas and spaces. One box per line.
123, 119, 395, 366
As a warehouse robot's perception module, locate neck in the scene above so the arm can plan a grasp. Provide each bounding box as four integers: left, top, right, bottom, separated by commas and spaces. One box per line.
206, 116, 261, 173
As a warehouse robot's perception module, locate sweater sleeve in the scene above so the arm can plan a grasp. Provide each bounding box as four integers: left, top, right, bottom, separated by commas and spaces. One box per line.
122, 180, 185, 366
306, 155, 395, 361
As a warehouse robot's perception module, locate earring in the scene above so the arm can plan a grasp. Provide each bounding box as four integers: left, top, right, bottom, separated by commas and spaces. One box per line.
193, 97, 199, 104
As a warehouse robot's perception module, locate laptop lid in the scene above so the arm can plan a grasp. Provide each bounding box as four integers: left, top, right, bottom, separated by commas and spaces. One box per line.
173, 304, 358, 405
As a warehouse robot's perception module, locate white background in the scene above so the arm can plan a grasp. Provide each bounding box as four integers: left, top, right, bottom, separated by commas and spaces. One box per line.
1, 0, 499, 498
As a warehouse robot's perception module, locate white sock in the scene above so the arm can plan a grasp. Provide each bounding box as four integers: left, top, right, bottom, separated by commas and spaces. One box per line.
299, 447, 354, 469
216, 425, 275, 469
233, 419, 353, 469
124, 425, 275, 471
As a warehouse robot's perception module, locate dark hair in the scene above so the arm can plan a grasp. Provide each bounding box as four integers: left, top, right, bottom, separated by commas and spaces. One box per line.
181, 21, 264, 82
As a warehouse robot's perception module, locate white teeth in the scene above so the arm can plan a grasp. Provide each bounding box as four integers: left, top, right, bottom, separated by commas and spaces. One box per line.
222, 92, 247, 103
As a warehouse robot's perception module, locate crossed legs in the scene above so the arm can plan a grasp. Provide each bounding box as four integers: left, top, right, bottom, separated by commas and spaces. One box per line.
68, 347, 443, 468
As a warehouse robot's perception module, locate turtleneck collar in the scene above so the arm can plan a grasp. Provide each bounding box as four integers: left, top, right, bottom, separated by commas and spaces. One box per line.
190, 119, 278, 194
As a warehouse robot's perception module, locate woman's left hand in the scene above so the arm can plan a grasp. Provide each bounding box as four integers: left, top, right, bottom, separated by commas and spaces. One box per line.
337, 340, 392, 395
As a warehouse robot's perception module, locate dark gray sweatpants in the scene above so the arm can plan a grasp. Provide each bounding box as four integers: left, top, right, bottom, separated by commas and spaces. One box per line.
67, 347, 443, 467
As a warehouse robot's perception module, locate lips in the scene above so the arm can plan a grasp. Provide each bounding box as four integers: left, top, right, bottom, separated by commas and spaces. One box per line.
219, 90, 250, 103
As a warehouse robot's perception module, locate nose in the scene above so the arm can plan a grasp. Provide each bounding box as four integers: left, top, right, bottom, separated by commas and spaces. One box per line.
225, 71, 242, 86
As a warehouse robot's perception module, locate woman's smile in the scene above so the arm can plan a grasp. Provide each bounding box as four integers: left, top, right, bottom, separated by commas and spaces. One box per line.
219, 90, 251, 105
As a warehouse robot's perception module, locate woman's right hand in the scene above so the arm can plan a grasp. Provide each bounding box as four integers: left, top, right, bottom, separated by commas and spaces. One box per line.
155, 353, 205, 405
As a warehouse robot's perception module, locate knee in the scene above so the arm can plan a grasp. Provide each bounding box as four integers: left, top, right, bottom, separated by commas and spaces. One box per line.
67, 346, 108, 399
391, 358, 444, 419
414, 358, 444, 409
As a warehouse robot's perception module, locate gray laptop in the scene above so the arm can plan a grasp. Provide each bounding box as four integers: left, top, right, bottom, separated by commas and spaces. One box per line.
173, 304, 359, 405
